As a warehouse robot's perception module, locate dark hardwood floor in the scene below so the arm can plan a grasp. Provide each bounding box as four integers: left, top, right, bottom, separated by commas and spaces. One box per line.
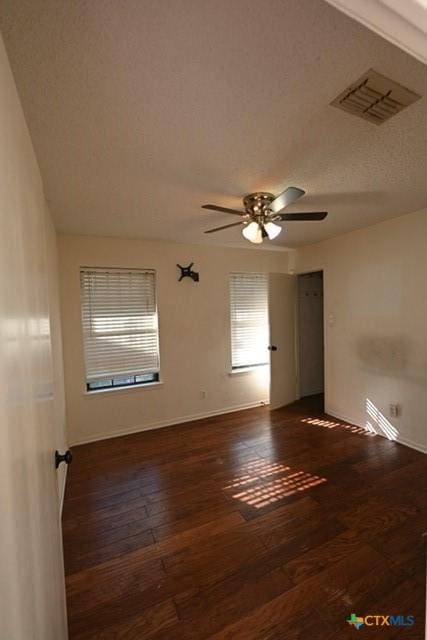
63, 396, 427, 639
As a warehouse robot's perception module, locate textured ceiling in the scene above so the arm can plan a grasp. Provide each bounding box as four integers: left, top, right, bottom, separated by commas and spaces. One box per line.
1, 0, 427, 249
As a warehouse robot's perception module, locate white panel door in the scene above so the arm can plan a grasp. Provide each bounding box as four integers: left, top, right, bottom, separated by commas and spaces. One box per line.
0, 182, 68, 640
0, 39, 68, 640
268, 273, 297, 410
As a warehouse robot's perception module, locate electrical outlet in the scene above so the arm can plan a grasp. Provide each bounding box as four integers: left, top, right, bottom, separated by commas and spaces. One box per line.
389, 403, 400, 418
200, 390, 206, 399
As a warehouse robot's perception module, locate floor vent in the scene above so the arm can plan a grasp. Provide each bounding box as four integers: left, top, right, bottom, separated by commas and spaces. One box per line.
331, 69, 421, 125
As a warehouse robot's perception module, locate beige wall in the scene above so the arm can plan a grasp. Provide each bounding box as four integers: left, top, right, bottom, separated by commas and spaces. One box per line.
296, 208, 427, 452
0, 34, 67, 640
59, 212, 427, 454
59, 234, 289, 444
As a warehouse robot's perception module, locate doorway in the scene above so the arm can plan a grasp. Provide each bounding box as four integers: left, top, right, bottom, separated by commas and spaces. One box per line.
297, 271, 324, 407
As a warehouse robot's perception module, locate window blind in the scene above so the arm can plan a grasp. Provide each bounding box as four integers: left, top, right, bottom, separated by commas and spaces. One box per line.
230, 273, 269, 369
80, 268, 160, 383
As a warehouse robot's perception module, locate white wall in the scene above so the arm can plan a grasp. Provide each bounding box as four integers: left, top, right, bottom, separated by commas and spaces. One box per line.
59, 234, 289, 444
0, 34, 68, 640
296, 208, 427, 452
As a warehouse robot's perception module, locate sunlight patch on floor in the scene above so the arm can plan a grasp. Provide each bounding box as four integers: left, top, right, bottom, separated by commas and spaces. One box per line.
225, 459, 292, 488
301, 416, 375, 436
224, 459, 326, 508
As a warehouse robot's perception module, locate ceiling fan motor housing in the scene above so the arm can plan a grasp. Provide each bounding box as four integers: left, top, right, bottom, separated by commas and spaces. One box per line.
243, 192, 275, 215
243, 192, 281, 228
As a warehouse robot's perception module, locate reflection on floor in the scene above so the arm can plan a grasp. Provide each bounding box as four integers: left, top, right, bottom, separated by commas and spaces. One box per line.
63, 394, 427, 640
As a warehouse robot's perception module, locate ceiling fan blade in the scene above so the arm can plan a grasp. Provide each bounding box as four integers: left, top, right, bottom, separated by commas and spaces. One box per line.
202, 204, 245, 216
278, 211, 328, 221
204, 221, 244, 234
271, 187, 305, 214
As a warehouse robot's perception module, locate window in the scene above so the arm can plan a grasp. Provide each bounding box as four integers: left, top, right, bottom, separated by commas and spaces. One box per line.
80, 268, 160, 391
229, 273, 269, 370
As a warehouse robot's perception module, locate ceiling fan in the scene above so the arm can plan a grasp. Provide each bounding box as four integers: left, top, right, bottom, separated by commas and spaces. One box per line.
202, 187, 328, 244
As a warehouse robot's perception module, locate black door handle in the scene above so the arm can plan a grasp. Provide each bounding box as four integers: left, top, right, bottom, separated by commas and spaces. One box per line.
268, 345, 278, 351
55, 449, 73, 469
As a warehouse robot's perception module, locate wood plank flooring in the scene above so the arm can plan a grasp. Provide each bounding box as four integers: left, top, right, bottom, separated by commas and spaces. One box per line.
63, 396, 427, 639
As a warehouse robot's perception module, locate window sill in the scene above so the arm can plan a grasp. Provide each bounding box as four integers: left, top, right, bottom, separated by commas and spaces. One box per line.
84, 381, 164, 396
229, 366, 268, 375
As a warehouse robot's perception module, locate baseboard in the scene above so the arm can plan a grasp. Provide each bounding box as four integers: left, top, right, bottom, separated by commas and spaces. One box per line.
391, 434, 427, 455
70, 399, 270, 446
327, 409, 427, 455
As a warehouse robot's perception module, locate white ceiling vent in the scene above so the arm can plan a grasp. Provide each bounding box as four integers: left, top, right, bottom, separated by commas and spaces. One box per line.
331, 69, 421, 125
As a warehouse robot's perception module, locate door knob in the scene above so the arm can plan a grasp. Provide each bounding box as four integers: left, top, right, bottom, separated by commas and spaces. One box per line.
268, 345, 278, 351
55, 449, 73, 469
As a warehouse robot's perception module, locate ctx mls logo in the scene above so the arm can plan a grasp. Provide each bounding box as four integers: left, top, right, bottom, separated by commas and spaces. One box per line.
347, 613, 415, 630
347, 614, 364, 630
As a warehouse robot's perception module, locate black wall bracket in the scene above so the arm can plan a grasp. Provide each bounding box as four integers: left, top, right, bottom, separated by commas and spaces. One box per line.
177, 262, 199, 282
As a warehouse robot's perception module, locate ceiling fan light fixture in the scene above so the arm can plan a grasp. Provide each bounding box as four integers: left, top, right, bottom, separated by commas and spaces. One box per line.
264, 221, 282, 240
242, 221, 262, 244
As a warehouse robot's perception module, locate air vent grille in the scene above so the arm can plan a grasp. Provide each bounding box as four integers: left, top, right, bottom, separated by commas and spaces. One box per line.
331, 69, 421, 125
